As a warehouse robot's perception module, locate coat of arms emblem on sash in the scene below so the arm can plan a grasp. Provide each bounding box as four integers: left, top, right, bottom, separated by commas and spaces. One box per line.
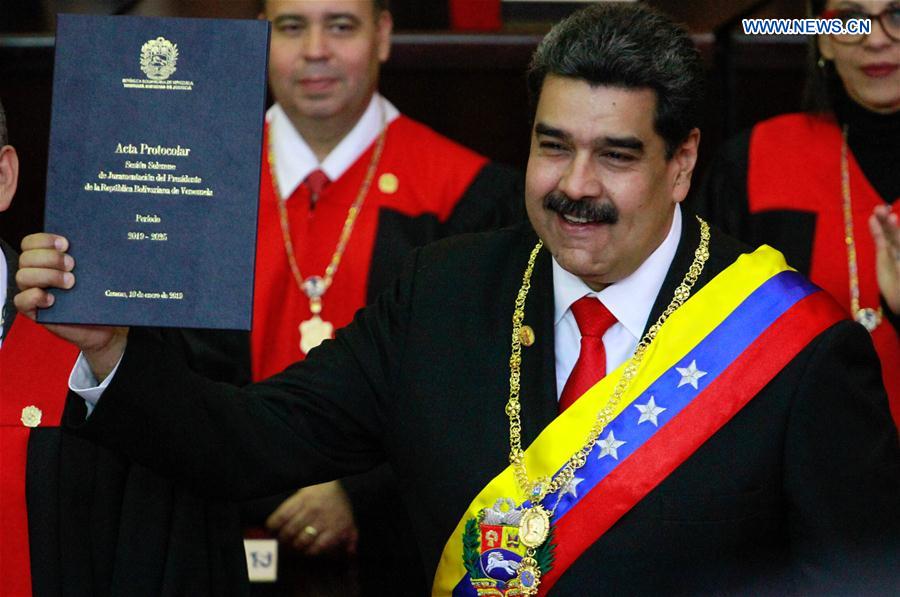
462, 499, 554, 596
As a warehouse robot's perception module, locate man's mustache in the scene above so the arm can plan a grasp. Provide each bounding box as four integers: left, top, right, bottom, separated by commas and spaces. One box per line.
544, 192, 619, 224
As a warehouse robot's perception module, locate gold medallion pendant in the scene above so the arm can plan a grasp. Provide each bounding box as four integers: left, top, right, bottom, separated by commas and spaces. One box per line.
462, 498, 553, 596
518, 505, 551, 548
517, 557, 542, 594
299, 315, 334, 354
855, 307, 882, 332
269, 101, 388, 357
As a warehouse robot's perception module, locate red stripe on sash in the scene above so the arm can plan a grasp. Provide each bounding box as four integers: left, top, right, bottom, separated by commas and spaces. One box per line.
540, 291, 845, 593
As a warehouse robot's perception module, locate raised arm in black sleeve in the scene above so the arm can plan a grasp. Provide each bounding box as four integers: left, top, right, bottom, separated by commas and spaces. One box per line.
65, 248, 420, 502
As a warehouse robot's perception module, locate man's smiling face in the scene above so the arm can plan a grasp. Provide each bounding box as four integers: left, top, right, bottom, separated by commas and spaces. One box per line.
525, 75, 698, 290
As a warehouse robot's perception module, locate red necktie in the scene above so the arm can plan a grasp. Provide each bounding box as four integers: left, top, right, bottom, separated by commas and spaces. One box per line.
558, 297, 618, 413
304, 169, 330, 206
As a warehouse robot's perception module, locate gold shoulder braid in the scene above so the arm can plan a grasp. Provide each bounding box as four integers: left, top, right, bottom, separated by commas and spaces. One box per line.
505, 216, 710, 594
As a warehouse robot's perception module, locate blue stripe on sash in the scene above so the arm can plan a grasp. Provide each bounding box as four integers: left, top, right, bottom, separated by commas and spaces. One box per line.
537, 271, 817, 520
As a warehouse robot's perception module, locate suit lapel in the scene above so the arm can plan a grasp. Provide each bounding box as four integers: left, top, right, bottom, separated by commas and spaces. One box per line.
518, 238, 560, 447
644, 212, 708, 334
2, 238, 17, 342
644, 211, 740, 335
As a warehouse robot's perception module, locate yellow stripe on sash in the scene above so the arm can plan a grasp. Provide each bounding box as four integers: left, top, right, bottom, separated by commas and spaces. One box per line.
432, 245, 791, 595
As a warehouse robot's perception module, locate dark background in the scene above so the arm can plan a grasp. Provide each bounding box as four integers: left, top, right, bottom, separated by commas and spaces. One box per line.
1, 0, 812, 249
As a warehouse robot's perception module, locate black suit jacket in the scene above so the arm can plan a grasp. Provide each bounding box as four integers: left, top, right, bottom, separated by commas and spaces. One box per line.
2, 239, 249, 596
2, 237, 18, 341
174, 160, 524, 595
71, 216, 900, 594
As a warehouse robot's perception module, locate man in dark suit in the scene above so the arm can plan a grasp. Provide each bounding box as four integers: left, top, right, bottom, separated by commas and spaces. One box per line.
15, 4, 900, 594
205, 1, 521, 594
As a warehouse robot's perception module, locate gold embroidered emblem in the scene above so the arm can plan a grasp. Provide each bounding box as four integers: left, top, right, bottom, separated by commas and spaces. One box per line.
378, 173, 399, 194
519, 325, 535, 347
21, 406, 43, 428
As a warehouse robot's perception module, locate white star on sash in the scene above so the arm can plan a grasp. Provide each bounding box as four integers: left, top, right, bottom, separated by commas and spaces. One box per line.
563, 476, 585, 498
597, 431, 626, 460
676, 359, 707, 389
634, 396, 667, 426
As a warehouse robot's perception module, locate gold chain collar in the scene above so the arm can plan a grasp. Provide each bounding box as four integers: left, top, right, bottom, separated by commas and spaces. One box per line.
268, 105, 387, 314
507, 216, 709, 504
504, 217, 710, 595
840, 125, 883, 332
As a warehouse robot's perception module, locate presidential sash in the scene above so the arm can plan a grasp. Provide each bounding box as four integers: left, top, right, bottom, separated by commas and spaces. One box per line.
433, 246, 846, 596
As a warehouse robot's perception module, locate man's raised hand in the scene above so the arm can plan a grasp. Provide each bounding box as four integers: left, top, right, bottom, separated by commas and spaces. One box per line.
15, 232, 128, 381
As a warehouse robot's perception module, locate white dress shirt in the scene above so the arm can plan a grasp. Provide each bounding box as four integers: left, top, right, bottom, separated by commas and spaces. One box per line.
553, 205, 682, 399
267, 94, 400, 200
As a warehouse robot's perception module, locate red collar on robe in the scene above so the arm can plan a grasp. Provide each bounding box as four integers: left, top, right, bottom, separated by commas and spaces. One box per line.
0, 315, 80, 597
251, 117, 486, 380
749, 113, 900, 426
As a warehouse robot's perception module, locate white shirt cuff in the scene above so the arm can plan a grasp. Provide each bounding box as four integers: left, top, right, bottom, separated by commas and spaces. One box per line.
68, 352, 124, 416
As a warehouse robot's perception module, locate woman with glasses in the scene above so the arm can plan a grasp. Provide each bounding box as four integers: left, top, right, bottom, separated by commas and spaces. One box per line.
697, 0, 900, 427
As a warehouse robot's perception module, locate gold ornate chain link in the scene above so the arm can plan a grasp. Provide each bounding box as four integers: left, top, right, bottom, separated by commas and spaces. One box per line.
269, 105, 387, 304
506, 216, 711, 504
840, 125, 882, 332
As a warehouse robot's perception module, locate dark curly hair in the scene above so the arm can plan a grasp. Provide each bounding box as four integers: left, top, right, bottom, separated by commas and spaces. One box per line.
527, 3, 704, 159
260, 0, 388, 14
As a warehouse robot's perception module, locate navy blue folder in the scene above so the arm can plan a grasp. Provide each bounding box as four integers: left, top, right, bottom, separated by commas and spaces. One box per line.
39, 14, 269, 330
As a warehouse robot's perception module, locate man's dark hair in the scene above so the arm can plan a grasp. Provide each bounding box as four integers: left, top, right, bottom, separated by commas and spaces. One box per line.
0, 99, 7, 147
260, 0, 389, 13
527, 3, 704, 159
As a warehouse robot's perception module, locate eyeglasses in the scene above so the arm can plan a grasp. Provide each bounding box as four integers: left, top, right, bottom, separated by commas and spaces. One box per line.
821, 6, 900, 43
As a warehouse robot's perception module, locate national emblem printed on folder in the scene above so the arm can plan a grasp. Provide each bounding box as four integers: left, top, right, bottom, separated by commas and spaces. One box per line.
39, 14, 269, 329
